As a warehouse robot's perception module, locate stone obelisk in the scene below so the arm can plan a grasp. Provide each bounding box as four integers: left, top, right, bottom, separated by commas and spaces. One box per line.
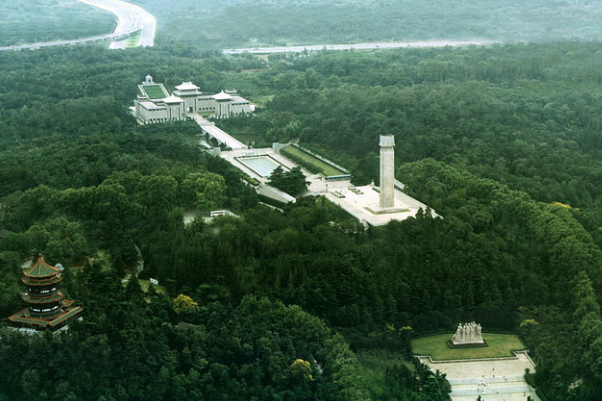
379, 135, 395, 208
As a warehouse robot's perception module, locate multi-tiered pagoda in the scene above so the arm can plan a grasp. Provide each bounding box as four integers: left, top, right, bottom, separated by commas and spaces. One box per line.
7, 255, 82, 331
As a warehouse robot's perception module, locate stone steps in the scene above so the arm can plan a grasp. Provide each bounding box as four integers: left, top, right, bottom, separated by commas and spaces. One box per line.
449, 375, 524, 385
451, 381, 532, 396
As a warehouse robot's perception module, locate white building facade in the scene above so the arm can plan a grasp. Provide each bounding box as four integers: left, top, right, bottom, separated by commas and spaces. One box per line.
133, 76, 253, 124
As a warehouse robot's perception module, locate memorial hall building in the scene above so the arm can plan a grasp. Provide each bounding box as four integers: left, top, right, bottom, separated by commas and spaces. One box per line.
133, 75, 253, 124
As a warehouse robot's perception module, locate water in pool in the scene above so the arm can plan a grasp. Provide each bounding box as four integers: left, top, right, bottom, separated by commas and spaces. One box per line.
240, 157, 282, 177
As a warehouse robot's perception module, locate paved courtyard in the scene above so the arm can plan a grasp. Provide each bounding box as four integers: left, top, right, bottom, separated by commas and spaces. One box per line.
313, 180, 433, 226
420, 352, 540, 401
220, 146, 435, 226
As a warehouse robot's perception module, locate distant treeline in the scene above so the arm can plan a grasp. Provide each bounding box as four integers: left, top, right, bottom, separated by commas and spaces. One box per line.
141, 0, 602, 49
0, 0, 115, 46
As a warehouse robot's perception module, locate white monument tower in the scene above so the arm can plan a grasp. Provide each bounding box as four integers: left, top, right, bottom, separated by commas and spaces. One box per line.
379, 135, 396, 208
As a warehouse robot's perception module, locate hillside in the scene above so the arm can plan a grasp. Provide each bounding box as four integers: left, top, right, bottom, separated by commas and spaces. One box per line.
1, 40, 602, 400
140, 0, 602, 49
0, 0, 116, 46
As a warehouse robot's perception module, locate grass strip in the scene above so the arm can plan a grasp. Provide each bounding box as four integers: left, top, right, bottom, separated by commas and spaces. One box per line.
412, 333, 526, 360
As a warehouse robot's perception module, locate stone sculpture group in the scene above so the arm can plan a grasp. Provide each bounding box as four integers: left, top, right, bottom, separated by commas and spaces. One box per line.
452, 321, 484, 345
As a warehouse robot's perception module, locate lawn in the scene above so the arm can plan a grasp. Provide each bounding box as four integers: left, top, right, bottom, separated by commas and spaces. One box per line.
144, 84, 167, 99
282, 145, 347, 176
411, 333, 526, 361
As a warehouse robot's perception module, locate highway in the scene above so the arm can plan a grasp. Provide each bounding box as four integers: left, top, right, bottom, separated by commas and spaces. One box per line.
0, 0, 155, 51
75, 0, 156, 49
223, 40, 495, 54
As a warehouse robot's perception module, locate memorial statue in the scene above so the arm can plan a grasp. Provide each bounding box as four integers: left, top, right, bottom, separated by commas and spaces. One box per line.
452, 321, 484, 345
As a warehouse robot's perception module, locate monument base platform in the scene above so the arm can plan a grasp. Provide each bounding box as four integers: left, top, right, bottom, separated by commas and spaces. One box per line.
314, 182, 435, 227
365, 206, 410, 215
447, 340, 489, 349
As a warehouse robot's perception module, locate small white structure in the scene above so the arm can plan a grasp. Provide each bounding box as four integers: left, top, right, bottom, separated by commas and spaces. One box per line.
133, 75, 253, 124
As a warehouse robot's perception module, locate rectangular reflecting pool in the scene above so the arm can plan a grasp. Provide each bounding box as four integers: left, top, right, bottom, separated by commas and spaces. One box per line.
238, 156, 283, 177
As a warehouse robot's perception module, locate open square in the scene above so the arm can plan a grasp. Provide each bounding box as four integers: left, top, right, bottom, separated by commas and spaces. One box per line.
413, 334, 540, 401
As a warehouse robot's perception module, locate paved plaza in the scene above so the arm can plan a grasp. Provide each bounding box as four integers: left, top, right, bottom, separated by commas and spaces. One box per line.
313, 180, 433, 226
221, 145, 435, 226
420, 352, 540, 401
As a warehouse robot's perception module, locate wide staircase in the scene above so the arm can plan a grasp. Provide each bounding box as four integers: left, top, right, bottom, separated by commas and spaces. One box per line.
448, 375, 538, 400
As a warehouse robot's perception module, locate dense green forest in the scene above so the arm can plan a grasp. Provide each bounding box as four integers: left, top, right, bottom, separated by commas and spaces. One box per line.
0, 0, 115, 46
2, 40, 602, 400
6, 0, 602, 50
139, 0, 602, 49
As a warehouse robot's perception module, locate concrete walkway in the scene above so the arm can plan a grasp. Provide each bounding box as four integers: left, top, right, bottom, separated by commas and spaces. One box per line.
187, 113, 248, 150
420, 352, 540, 401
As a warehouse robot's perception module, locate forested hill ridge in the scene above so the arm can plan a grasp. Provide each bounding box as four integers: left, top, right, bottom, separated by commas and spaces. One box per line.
139, 0, 602, 49
1, 42, 602, 400
1, 0, 116, 46
6, 0, 602, 51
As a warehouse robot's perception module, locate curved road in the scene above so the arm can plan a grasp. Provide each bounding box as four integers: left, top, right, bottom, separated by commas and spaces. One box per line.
78, 0, 156, 49
0, 0, 155, 51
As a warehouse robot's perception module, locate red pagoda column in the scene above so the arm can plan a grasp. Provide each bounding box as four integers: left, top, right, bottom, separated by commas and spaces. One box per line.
7, 255, 83, 331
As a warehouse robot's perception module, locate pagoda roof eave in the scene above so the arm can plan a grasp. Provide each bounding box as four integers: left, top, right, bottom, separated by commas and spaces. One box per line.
23, 255, 60, 278
49, 307, 83, 327
8, 314, 50, 327
22, 292, 64, 304
21, 275, 62, 286
163, 95, 184, 103
213, 91, 233, 101
7, 305, 83, 329
175, 82, 200, 91
173, 89, 202, 96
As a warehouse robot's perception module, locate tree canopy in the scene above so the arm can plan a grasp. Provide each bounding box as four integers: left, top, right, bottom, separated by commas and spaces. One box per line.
0, 41, 602, 400
268, 166, 309, 197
